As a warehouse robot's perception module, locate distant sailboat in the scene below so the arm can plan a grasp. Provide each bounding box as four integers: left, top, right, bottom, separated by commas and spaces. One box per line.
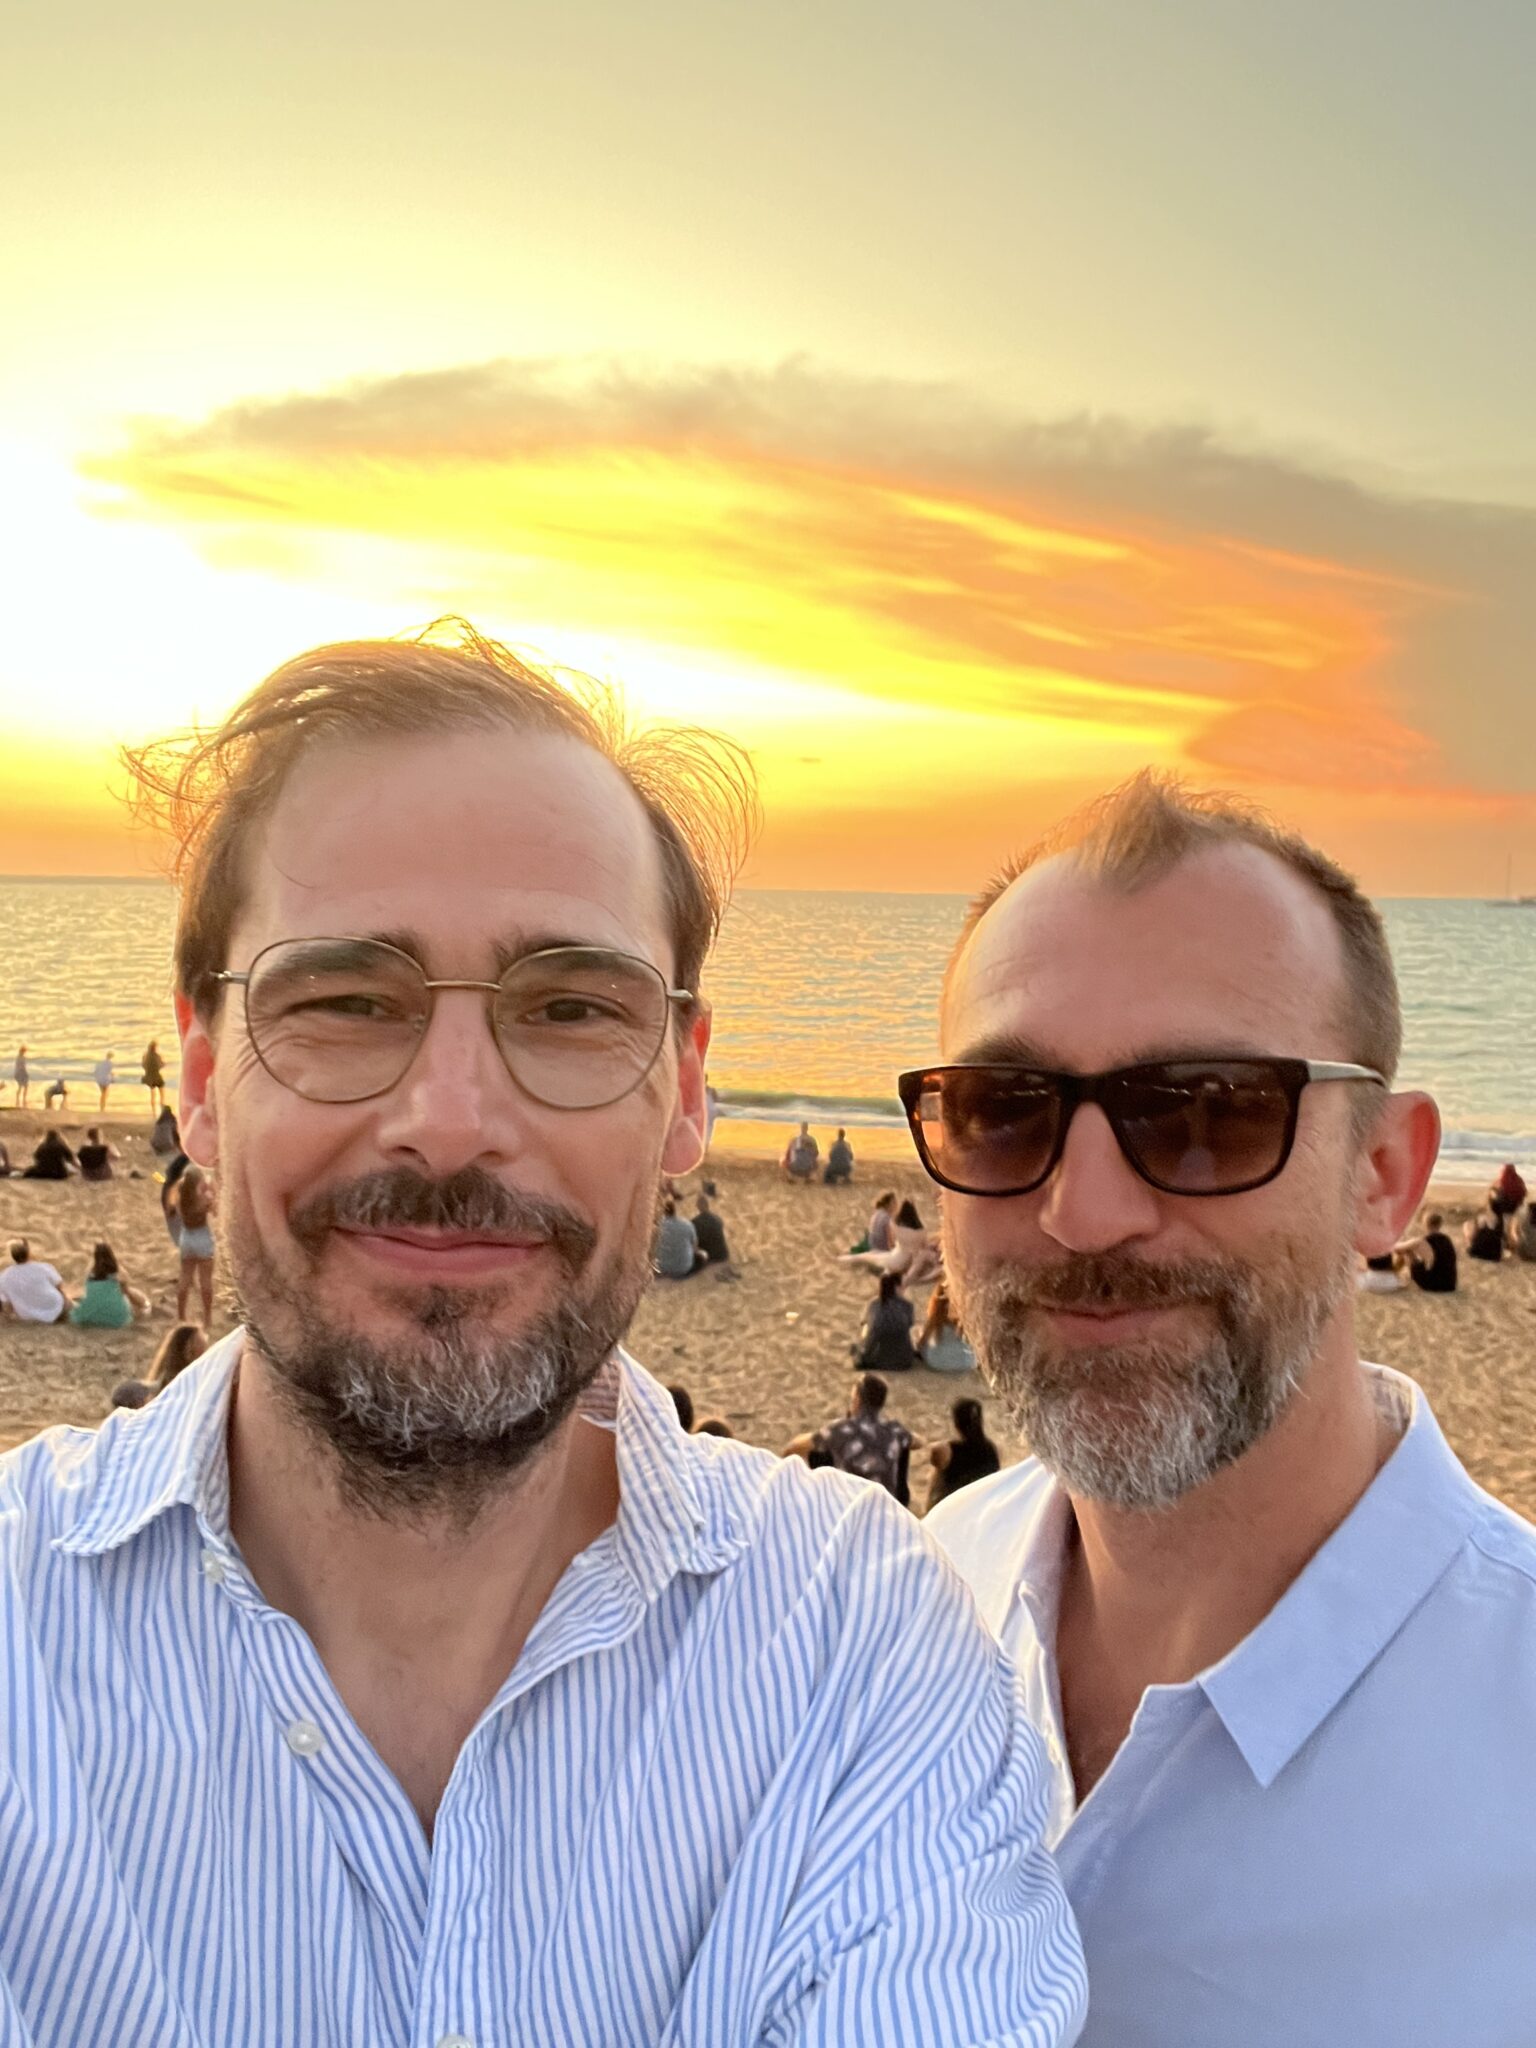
1487, 855, 1536, 907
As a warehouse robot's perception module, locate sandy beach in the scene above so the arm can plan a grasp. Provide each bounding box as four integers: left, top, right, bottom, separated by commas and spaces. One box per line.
2, 1107, 1533, 1520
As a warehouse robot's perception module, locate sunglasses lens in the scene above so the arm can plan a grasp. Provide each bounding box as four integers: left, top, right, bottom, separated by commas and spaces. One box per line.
914, 1068, 1063, 1193
1112, 1062, 1295, 1193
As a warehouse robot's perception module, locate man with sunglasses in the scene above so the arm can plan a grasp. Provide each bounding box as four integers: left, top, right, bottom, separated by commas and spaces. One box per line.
0, 627, 1085, 2046
913, 773, 1536, 2047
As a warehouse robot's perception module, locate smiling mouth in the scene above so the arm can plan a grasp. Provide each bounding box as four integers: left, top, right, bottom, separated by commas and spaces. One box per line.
330, 1227, 552, 1278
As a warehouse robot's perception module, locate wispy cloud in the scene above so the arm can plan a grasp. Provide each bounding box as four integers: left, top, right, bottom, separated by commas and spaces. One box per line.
86, 356, 1536, 817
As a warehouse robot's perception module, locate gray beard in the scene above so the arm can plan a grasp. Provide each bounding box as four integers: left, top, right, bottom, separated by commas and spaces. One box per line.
230, 1165, 652, 1524
948, 1237, 1355, 1511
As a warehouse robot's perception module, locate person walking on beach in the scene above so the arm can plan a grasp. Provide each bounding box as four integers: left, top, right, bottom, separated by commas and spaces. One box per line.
94, 1050, 115, 1111
11, 1047, 28, 1110
0, 625, 1084, 2045
141, 1039, 166, 1116
169, 1162, 216, 1323
910, 770, 1536, 2046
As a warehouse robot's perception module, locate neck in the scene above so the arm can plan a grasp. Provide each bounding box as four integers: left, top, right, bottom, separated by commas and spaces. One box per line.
1055, 1332, 1399, 1798
226, 1339, 620, 1809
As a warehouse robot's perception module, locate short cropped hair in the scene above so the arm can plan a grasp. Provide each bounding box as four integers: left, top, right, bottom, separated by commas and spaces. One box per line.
857, 1373, 889, 1412
8, 1240, 27, 1264
949, 771, 1401, 1080
124, 619, 758, 1016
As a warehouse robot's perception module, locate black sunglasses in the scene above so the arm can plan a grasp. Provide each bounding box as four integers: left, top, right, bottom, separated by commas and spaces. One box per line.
897, 1057, 1386, 1199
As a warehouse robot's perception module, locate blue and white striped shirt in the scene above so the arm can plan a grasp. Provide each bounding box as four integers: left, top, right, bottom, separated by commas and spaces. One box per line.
0, 1334, 1086, 2047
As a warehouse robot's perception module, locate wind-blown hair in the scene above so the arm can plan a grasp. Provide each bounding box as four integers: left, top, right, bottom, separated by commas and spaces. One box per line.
948, 770, 1401, 1082
124, 618, 759, 1015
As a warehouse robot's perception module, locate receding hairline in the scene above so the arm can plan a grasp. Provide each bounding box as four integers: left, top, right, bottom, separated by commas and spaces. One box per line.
941, 772, 1402, 1084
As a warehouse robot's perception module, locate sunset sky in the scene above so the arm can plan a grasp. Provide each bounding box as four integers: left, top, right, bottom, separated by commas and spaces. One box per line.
5, 0, 1535, 894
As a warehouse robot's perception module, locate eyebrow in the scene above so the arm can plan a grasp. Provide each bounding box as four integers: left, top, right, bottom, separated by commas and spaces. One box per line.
346, 930, 629, 974
945, 1032, 1280, 1070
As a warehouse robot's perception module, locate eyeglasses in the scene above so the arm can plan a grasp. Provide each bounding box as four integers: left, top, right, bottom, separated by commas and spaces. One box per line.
213, 938, 693, 1109
897, 1057, 1386, 1199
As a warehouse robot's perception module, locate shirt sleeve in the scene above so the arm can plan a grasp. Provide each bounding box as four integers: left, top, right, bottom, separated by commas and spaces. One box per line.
751, 1497, 1086, 2047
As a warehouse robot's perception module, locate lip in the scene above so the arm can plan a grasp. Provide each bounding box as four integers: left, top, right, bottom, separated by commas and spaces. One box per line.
1038, 1302, 1193, 1342
330, 1226, 551, 1281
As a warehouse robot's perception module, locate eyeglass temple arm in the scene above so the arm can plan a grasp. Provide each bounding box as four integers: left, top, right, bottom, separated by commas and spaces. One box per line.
210, 970, 694, 1002
1304, 1061, 1387, 1085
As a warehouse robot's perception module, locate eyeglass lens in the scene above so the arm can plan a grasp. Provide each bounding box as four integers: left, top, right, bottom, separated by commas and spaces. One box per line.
243, 939, 673, 1107
914, 1061, 1297, 1195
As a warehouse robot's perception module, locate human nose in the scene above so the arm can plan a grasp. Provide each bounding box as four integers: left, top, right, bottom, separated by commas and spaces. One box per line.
370, 987, 537, 1174
1034, 1100, 1164, 1254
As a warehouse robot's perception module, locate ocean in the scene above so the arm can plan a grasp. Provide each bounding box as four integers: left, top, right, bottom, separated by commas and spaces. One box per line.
2, 880, 1532, 1183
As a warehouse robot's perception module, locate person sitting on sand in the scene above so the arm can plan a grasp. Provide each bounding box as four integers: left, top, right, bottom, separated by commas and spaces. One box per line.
1400, 1210, 1458, 1293
693, 1415, 736, 1438
1464, 1207, 1506, 1263
169, 1164, 216, 1324
1511, 1200, 1536, 1263
782, 1122, 819, 1181
110, 1322, 208, 1411
812, 1374, 913, 1506
824, 1128, 855, 1185
654, 1196, 708, 1279
0, 1239, 69, 1324
141, 1040, 167, 1117
1488, 1161, 1528, 1220
42, 1078, 68, 1111
12, 1047, 28, 1111
1356, 1251, 1406, 1294
150, 1106, 181, 1159
20, 1128, 75, 1181
70, 1241, 150, 1328
692, 1188, 737, 1275
926, 1398, 1000, 1511
0, 1142, 9, 1179
855, 1272, 922, 1375
914, 1279, 977, 1371
667, 1384, 696, 1432
77, 1127, 121, 1184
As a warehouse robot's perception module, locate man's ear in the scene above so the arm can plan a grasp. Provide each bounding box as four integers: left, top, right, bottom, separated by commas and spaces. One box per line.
1354, 1089, 1440, 1256
662, 1001, 713, 1177
174, 992, 221, 1170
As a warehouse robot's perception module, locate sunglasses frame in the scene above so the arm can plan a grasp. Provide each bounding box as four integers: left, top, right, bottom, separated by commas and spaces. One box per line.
897, 1056, 1386, 1199
213, 937, 695, 1110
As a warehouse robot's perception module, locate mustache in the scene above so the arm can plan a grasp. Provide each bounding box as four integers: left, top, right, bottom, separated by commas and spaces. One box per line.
972, 1249, 1255, 1315
288, 1167, 597, 1271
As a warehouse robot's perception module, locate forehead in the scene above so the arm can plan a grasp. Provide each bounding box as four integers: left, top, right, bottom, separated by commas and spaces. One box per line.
945, 841, 1351, 1066
232, 725, 672, 968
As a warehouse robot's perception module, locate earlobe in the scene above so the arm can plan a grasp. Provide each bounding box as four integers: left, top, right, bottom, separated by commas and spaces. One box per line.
174, 992, 221, 1170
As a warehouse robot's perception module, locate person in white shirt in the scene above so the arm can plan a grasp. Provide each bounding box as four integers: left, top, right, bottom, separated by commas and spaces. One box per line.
0, 624, 1085, 2047
0, 1239, 69, 1323
903, 770, 1536, 2048
94, 1050, 115, 1110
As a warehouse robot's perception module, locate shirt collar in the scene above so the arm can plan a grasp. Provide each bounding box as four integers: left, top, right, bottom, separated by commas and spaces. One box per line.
54, 1329, 752, 1597
1199, 1364, 1486, 1787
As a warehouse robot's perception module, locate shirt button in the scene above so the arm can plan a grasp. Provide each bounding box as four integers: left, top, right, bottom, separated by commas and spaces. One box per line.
200, 1551, 227, 1584
284, 1718, 325, 1758
436, 2035, 474, 2048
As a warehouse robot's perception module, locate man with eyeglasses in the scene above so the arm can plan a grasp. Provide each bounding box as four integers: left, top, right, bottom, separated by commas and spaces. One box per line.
909, 772, 1536, 2046
0, 625, 1084, 2048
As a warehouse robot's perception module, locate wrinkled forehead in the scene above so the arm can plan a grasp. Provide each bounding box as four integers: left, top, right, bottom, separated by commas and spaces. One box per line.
942, 842, 1353, 1068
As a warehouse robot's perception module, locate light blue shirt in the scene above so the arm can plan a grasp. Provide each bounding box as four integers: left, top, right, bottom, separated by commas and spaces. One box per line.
929, 1364, 1536, 2048
0, 1333, 1086, 2048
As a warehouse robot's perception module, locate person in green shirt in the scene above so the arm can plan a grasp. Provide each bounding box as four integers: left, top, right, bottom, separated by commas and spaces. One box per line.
70, 1242, 151, 1328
